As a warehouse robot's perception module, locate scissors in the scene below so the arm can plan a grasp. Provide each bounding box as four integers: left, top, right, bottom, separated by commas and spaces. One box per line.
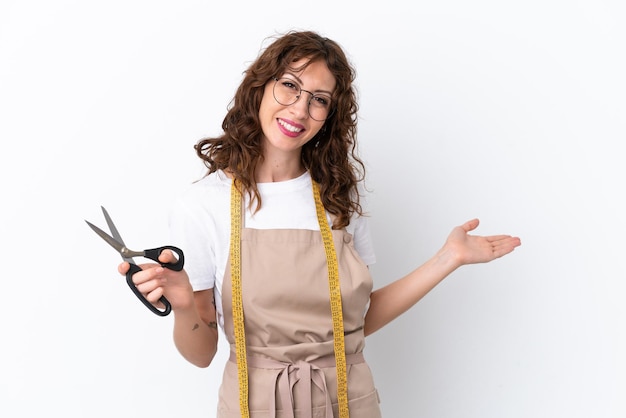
85, 206, 184, 316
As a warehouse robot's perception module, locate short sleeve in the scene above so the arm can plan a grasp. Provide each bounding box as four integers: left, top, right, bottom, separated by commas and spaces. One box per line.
168, 189, 217, 291
350, 214, 376, 266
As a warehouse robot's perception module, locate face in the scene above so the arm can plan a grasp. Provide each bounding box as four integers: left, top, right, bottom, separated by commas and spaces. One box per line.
258, 59, 336, 158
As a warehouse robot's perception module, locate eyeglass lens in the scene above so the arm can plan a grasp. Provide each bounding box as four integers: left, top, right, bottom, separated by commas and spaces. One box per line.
273, 78, 332, 121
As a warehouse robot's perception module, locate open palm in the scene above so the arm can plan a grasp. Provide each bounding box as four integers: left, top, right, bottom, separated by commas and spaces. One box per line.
445, 218, 521, 266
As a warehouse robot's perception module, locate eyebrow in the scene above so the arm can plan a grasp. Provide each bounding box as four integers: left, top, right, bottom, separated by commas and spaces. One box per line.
282, 72, 333, 96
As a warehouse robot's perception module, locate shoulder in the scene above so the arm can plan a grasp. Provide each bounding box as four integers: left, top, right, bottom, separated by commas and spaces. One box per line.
181, 170, 231, 199
169, 170, 232, 224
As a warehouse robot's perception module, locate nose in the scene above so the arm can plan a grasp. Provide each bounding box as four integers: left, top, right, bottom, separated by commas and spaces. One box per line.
289, 92, 311, 119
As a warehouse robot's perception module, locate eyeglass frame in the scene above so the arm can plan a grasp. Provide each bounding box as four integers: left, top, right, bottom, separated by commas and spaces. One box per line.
271, 77, 335, 121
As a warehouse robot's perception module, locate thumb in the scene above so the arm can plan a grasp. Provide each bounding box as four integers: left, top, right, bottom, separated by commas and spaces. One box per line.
118, 261, 131, 275
158, 249, 179, 264
461, 218, 480, 233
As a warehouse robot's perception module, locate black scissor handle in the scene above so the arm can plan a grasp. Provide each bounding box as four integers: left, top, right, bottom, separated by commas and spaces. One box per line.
126, 264, 172, 317
143, 246, 185, 271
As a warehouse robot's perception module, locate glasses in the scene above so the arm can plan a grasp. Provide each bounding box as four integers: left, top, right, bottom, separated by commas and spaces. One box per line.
272, 77, 333, 121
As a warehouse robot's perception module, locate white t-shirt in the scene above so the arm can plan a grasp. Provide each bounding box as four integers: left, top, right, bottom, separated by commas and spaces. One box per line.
168, 170, 376, 327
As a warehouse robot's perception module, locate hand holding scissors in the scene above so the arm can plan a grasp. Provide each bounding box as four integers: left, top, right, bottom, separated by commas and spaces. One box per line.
85, 206, 184, 316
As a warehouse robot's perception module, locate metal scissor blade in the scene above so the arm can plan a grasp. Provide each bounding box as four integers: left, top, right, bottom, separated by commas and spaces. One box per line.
100, 206, 135, 264
101, 206, 125, 244
85, 220, 135, 264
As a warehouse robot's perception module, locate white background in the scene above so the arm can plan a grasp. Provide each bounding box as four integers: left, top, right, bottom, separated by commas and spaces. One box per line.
1, 1, 624, 417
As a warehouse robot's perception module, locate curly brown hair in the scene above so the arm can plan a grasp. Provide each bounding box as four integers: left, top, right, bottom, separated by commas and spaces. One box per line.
194, 30, 365, 229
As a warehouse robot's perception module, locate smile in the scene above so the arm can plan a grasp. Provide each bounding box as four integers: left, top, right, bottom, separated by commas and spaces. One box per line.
278, 118, 303, 133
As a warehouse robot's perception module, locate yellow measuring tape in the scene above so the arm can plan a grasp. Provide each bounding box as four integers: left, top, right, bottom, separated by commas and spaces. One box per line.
230, 178, 350, 417
230, 180, 250, 418
311, 180, 350, 417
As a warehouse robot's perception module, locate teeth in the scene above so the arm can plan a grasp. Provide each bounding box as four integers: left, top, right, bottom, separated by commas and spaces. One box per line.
278, 119, 302, 133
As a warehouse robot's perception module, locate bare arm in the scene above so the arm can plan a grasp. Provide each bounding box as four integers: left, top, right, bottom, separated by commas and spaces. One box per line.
172, 288, 219, 368
364, 218, 521, 336
120, 251, 219, 368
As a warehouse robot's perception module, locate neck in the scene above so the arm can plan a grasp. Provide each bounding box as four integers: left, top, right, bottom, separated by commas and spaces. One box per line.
255, 148, 306, 183
255, 161, 306, 183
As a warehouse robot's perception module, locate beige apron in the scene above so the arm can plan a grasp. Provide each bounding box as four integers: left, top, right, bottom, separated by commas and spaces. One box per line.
217, 192, 382, 417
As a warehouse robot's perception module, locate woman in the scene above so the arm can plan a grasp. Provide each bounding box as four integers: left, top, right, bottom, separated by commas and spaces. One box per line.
120, 30, 521, 417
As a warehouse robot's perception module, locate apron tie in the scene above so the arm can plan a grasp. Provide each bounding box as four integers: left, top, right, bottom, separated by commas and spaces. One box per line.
229, 351, 364, 418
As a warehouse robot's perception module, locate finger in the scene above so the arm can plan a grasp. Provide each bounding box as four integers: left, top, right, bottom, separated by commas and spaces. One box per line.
158, 249, 178, 264
491, 237, 522, 256
461, 218, 480, 233
117, 261, 130, 275
131, 266, 164, 286
133, 273, 165, 294
485, 234, 515, 243
492, 244, 517, 258
146, 287, 165, 305
489, 236, 522, 247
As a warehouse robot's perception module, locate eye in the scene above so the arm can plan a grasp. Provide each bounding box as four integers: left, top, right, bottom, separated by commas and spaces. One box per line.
311, 95, 331, 108
281, 79, 300, 92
